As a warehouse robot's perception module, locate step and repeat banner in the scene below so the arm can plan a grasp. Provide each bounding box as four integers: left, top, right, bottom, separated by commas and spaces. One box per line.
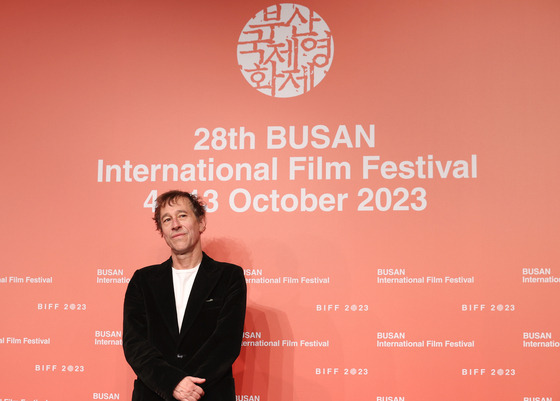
1, 0, 559, 400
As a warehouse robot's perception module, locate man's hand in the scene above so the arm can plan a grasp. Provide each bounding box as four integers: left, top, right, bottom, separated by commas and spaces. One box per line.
173, 376, 206, 401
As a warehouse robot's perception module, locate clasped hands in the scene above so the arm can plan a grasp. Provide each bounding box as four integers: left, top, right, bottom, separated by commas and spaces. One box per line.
173, 376, 205, 401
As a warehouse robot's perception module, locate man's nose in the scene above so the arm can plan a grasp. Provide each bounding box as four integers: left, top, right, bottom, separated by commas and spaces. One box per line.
171, 217, 181, 228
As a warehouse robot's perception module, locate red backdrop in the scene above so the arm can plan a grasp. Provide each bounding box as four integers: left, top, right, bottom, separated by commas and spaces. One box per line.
1, 1, 559, 400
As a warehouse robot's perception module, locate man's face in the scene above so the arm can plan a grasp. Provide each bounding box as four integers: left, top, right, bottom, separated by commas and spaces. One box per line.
159, 197, 206, 256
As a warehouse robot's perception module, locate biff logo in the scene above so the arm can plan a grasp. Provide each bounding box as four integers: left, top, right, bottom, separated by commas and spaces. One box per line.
237, 4, 334, 97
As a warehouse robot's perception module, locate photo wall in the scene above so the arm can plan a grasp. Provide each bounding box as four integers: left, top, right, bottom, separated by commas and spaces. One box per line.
1, 1, 559, 400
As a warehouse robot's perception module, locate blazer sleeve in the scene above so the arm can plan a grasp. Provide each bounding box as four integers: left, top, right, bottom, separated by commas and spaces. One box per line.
185, 264, 247, 390
123, 271, 186, 401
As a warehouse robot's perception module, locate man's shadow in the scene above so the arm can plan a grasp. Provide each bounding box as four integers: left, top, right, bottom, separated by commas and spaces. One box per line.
204, 237, 295, 401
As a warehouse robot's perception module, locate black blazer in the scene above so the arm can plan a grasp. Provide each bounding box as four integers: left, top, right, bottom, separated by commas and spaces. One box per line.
123, 253, 247, 401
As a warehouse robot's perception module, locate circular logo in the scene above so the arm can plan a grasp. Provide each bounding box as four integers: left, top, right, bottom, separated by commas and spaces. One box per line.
237, 3, 334, 98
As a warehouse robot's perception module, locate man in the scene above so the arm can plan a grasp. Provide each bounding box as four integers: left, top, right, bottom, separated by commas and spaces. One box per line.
123, 190, 247, 401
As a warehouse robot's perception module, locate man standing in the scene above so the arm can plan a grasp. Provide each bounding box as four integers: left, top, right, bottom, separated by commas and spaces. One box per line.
123, 190, 246, 401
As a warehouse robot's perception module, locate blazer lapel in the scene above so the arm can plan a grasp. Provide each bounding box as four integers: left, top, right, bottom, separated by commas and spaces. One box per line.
152, 258, 181, 341
179, 253, 221, 338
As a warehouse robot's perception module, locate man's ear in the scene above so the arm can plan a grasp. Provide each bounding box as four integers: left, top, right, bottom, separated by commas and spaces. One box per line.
199, 216, 207, 233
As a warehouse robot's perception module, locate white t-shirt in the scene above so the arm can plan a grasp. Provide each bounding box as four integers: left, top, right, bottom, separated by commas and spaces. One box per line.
172, 264, 200, 332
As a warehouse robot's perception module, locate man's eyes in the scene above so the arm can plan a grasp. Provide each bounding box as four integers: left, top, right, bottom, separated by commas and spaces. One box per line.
162, 214, 188, 223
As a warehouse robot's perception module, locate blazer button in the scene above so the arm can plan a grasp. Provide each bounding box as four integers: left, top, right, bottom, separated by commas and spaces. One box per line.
176, 354, 185, 359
